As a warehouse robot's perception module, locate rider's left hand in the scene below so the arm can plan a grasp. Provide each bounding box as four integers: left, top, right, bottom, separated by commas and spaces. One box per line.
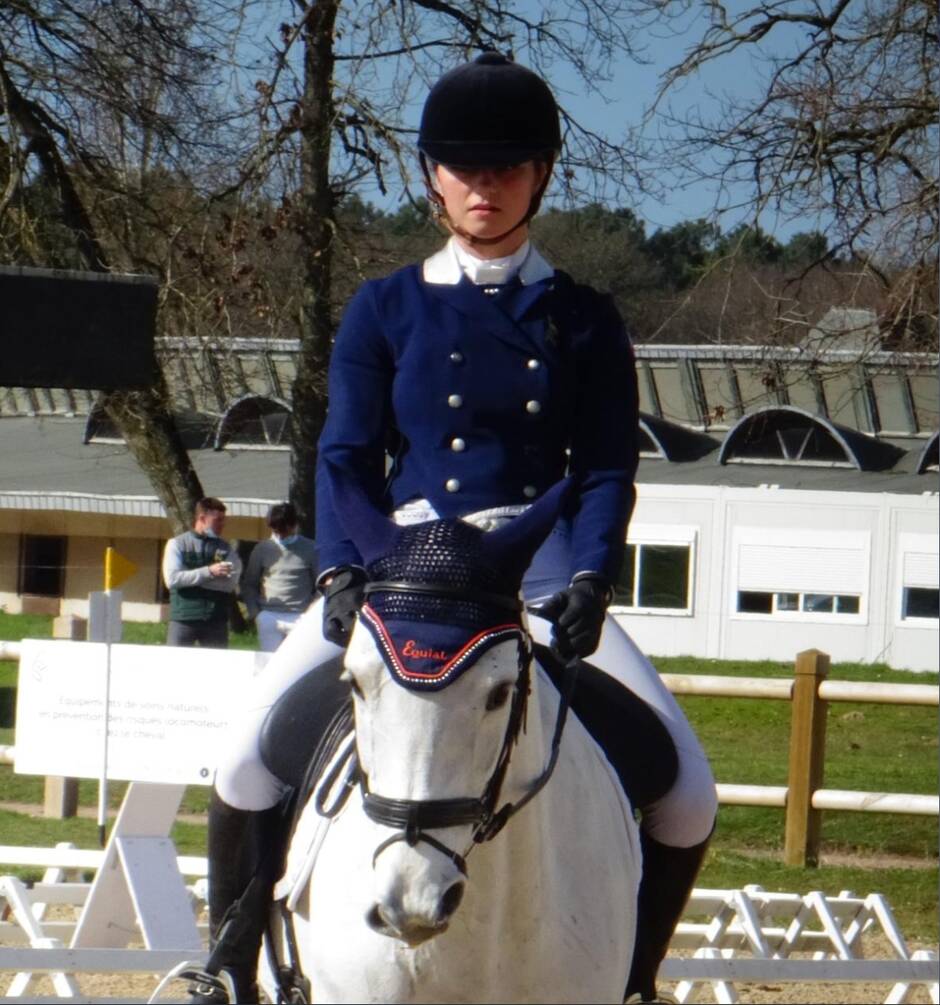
537, 575, 612, 659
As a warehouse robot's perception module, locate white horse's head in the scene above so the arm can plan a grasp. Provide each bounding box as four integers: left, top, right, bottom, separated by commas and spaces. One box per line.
331, 474, 569, 947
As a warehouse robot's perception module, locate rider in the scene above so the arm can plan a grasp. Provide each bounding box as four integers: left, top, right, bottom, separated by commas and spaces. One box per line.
197, 52, 717, 1005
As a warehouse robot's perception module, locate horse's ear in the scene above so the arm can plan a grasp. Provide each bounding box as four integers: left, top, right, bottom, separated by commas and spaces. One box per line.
327, 464, 401, 565
478, 479, 573, 579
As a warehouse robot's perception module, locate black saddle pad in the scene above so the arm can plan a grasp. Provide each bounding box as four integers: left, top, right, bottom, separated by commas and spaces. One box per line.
259, 655, 351, 791
534, 644, 679, 813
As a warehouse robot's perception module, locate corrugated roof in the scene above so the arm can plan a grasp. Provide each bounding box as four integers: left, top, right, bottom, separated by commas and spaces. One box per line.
0, 417, 289, 517
0, 339, 936, 520
1, 339, 936, 438
0, 414, 933, 525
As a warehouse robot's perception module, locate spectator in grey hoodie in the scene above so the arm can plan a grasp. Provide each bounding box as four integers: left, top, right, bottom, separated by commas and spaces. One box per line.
241, 503, 318, 652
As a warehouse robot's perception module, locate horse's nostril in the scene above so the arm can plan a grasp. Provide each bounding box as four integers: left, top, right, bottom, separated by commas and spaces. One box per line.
440, 880, 465, 919
366, 903, 394, 936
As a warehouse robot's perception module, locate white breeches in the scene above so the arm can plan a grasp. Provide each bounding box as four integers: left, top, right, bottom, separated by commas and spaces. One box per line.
255, 609, 304, 653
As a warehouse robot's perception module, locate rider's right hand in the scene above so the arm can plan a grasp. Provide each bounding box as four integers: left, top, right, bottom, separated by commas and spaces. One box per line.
321, 566, 368, 646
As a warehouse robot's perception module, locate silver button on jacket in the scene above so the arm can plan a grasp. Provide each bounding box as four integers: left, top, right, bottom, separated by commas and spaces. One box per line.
315, 263, 638, 583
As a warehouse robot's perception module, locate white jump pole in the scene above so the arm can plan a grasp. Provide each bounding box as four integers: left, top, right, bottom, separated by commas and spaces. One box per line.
89, 547, 135, 846
88, 589, 121, 847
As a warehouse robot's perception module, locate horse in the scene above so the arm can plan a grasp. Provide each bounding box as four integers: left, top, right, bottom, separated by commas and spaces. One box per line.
260, 480, 642, 1004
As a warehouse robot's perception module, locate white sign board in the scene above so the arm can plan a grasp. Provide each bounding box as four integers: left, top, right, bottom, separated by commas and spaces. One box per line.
15, 640, 272, 785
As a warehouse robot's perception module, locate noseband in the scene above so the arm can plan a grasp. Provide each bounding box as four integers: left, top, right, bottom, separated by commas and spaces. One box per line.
353, 579, 577, 877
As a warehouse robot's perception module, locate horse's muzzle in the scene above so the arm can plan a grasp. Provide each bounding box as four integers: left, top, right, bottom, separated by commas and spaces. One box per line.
366, 903, 448, 946
366, 880, 464, 947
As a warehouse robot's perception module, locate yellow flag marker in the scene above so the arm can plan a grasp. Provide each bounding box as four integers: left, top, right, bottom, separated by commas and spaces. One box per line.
104, 547, 138, 590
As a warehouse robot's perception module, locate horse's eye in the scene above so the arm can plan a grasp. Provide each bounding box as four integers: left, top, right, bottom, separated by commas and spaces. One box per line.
349, 677, 364, 700
485, 682, 512, 711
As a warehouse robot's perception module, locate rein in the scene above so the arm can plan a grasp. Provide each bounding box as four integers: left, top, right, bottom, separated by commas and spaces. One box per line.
348, 581, 578, 876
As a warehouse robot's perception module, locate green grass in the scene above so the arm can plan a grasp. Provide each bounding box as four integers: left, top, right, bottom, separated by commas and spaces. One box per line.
0, 618, 936, 940
0, 610, 261, 650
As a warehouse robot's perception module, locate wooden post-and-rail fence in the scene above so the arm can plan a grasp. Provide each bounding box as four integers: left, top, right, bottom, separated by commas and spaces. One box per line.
786, 649, 830, 867
660, 648, 940, 867
1, 642, 938, 866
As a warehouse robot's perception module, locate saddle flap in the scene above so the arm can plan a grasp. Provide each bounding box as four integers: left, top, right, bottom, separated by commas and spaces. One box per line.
259, 655, 351, 790
533, 644, 679, 812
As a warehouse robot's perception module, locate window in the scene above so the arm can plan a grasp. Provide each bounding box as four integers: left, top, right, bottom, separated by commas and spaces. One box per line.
733, 527, 869, 622
83, 404, 124, 444
637, 426, 662, 458
736, 591, 861, 616
720, 408, 854, 466
215, 396, 291, 450
898, 533, 939, 623
19, 535, 67, 597
613, 528, 694, 613
902, 588, 939, 620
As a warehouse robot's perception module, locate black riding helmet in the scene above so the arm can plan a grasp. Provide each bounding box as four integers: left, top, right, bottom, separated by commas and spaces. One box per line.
418, 52, 561, 244
418, 51, 561, 167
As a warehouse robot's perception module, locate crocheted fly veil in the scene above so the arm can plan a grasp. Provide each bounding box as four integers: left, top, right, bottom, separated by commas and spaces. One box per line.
328, 469, 572, 691
361, 518, 527, 690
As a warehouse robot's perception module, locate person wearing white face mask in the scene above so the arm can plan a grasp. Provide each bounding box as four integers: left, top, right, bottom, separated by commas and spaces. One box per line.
162, 497, 242, 649
241, 503, 318, 652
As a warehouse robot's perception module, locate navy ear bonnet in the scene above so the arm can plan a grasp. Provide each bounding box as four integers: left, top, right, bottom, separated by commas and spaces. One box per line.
359, 518, 527, 692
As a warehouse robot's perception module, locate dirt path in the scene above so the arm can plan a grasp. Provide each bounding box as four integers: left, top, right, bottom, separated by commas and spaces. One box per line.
3, 934, 936, 1003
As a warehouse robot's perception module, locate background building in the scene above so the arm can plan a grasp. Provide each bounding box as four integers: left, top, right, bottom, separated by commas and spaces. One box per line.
1, 338, 936, 671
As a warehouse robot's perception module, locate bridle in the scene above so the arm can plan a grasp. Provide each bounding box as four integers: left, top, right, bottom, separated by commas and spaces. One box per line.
349, 578, 578, 877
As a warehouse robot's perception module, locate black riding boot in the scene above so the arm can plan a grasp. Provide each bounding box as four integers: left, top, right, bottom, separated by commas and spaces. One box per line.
624, 830, 711, 1004
188, 792, 285, 1004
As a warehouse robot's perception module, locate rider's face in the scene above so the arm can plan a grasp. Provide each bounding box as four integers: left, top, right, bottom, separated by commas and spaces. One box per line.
433, 161, 548, 259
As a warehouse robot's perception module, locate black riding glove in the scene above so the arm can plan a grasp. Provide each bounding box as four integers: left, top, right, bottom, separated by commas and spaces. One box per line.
537, 575, 612, 659
321, 566, 367, 647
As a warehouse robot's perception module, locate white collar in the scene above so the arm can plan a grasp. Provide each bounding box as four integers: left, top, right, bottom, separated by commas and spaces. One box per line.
423, 237, 554, 286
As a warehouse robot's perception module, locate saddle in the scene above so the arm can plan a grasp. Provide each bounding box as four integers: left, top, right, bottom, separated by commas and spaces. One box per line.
257, 645, 678, 816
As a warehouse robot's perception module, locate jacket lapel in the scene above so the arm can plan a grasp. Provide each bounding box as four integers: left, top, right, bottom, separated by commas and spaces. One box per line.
424, 275, 555, 355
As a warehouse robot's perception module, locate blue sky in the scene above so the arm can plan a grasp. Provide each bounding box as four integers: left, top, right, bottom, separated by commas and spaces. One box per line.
377, 15, 815, 241
543, 11, 823, 242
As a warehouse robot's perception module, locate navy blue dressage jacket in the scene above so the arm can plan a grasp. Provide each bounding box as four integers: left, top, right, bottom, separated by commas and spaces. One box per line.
315, 259, 639, 585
